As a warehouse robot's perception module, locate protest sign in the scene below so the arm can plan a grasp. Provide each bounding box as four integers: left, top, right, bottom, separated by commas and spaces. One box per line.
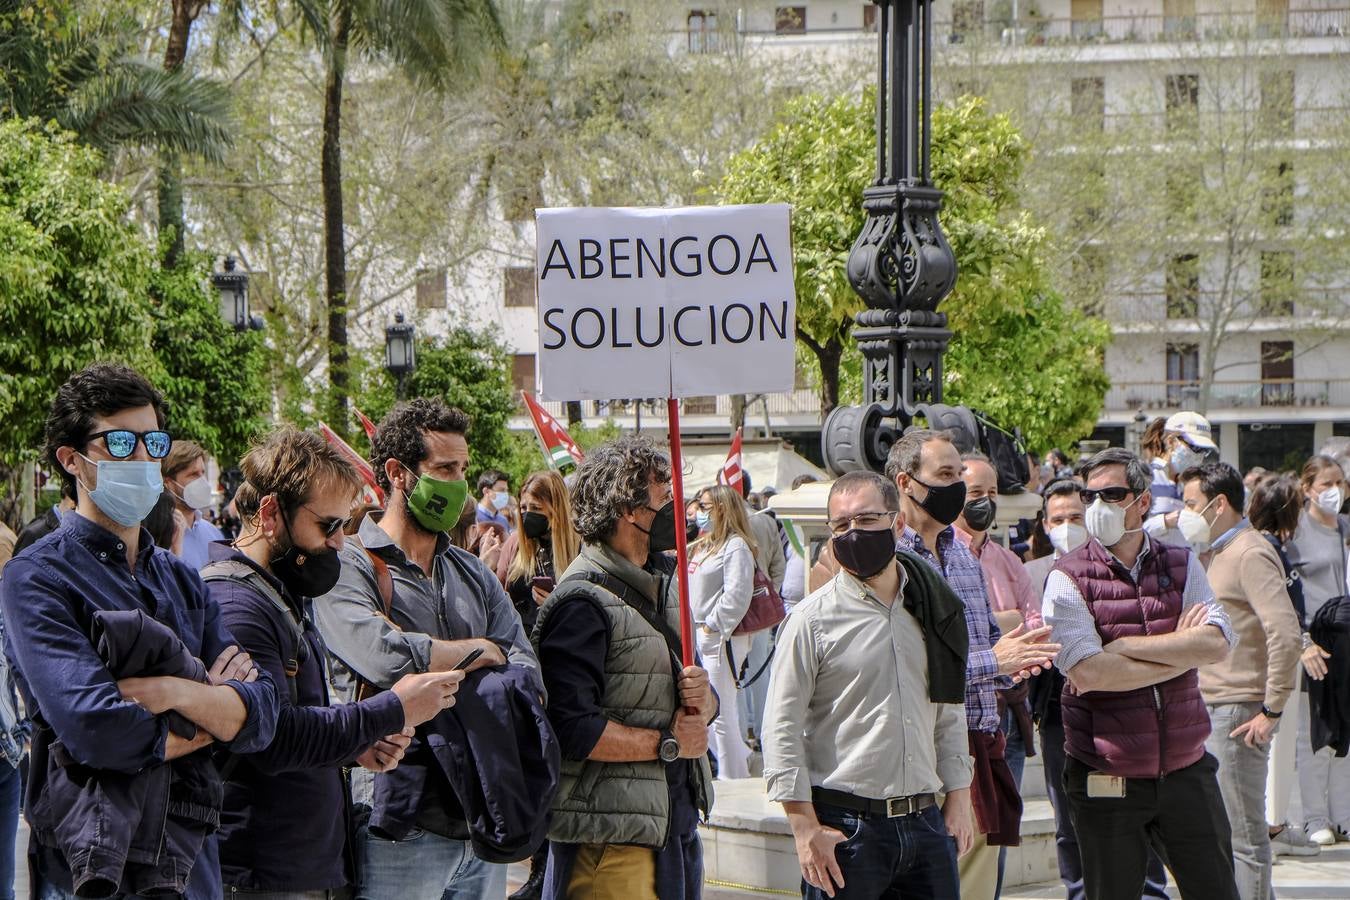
534, 204, 796, 400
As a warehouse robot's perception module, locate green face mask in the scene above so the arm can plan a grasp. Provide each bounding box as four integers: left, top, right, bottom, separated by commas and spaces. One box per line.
404, 467, 469, 533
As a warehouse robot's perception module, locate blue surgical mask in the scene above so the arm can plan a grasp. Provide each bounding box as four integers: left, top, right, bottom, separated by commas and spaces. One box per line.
491, 491, 510, 511
79, 455, 163, 527
695, 510, 711, 530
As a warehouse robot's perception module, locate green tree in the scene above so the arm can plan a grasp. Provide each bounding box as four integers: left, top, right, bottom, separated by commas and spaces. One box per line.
720, 92, 1109, 450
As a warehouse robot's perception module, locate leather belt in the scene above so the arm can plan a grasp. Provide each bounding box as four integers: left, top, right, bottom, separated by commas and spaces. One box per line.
811, 787, 937, 818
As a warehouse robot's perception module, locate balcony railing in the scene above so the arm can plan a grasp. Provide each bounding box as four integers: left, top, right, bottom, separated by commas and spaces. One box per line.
940, 8, 1350, 46
1108, 288, 1344, 323
1106, 378, 1350, 411
522, 389, 826, 426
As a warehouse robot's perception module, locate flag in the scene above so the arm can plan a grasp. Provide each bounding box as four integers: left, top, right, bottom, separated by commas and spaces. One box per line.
318, 421, 385, 506
352, 406, 378, 443
717, 427, 744, 492
522, 392, 585, 469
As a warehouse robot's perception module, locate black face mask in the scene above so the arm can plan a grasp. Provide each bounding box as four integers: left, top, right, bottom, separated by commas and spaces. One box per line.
913, 477, 967, 527
271, 515, 343, 598
521, 511, 550, 541
636, 500, 678, 553
832, 528, 897, 580
963, 496, 997, 532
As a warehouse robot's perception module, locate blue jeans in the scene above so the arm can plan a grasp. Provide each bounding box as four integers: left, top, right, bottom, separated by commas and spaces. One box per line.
0, 762, 18, 900
804, 802, 959, 900
356, 826, 506, 900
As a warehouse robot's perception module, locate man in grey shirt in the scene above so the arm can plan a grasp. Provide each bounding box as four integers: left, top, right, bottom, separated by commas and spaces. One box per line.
314, 398, 539, 900
764, 471, 973, 900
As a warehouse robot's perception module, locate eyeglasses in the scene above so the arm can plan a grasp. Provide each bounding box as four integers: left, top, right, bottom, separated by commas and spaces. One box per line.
303, 504, 352, 538
827, 510, 898, 535
1080, 486, 1133, 505
86, 429, 172, 460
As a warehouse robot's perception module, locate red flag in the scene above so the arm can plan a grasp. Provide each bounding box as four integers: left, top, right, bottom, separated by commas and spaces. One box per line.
717, 427, 744, 492
318, 421, 385, 506
522, 392, 585, 469
352, 406, 378, 443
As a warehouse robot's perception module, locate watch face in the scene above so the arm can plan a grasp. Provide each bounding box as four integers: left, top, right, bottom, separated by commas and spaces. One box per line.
660, 738, 680, 763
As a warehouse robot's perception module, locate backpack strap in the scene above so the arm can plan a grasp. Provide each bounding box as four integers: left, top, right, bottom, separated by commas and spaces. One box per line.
200, 560, 303, 707
559, 570, 684, 668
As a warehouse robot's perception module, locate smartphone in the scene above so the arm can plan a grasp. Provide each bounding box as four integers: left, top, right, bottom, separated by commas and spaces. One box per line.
453, 647, 484, 671
530, 575, 556, 593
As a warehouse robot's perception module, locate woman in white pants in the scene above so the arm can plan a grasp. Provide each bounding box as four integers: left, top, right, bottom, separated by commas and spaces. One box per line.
688, 485, 758, 781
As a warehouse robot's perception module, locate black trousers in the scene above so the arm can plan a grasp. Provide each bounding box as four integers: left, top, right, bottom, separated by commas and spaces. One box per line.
1063, 752, 1239, 900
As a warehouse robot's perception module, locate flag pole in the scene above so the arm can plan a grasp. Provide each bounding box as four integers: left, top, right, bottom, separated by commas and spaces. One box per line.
667, 397, 695, 668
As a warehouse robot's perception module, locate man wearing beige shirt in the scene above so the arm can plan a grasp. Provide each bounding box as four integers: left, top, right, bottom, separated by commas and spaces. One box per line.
764, 471, 974, 900
1181, 462, 1302, 900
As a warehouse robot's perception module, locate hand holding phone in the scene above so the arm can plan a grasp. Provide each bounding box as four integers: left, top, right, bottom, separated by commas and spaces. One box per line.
530, 575, 556, 593
453, 647, 484, 671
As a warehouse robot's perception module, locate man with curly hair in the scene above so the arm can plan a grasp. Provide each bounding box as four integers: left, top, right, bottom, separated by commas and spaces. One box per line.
533, 434, 717, 900
313, 398, 540, 900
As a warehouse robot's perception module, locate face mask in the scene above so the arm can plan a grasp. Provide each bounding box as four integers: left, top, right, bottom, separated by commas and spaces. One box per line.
635, 500, 677, 553
695, 510, 711, 530
405, 467, 470, 533
832, 527, 897, 580
1316, 486, 1344, 516
962, 497, 997, 532
1178, 498, 1218, 553
1085, 495, 1142, 548
491, 491, 510, 511
179, 476, 213, 511
1049, 522, 1088, 556
79, 455, 163, 527
271, 516, 343, 597
911, 477, 967, 526
521, 510, 550, 541
1170, 443, 1207, 475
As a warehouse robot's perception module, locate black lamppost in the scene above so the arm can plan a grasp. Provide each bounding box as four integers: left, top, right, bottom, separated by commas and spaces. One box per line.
384, 311, 416, 400
822, 0, 961, 475
212, 257, 263, 332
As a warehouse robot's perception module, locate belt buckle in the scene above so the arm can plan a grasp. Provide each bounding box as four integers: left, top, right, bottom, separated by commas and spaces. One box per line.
885, 795, 915, 817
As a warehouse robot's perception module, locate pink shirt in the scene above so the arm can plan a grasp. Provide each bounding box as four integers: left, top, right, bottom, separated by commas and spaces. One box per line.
954, 527, 1044, 629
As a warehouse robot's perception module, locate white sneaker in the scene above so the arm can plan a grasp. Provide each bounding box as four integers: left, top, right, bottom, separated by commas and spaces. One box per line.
1309, 827, 1337, 846
1271, 826, 1322, 857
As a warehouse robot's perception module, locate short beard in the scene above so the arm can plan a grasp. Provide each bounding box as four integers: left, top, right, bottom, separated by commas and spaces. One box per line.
402, 493, 438, 537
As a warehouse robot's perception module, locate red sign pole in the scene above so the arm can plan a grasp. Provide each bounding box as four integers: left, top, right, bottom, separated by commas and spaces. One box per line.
667, 397, 696, 668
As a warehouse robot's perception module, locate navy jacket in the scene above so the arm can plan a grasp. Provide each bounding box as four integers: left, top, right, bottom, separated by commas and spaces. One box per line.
0, 513, 277, 900
205, 544, 406, 891
371, 665, 559, 863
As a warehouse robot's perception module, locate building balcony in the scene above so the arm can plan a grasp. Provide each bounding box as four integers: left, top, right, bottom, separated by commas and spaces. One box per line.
1105, 378, 1350, 416
1106, 289, 1344, 333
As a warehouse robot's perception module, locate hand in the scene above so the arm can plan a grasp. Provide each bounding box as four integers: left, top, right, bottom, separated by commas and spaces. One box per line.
1303, 642, 1331, 680
678, 665, 713, 718
1164, 510, 1180, 530
465, 639, 506, 671
391, 670, 465, 727
117, 676, 183, 714
531, 586, 549, 607
792, 820, 847, 898
208, 645, 258, 684
1230, 712, 1278, 748
1174, 603, 1210, 632
357, 727, 414, 773
671, 709, 709, 759
993, 624, 1061, 676
942, 788, 976, 858
477, 529, 502, 569
1011, 663, 1047, 684
171, 508, 187, 556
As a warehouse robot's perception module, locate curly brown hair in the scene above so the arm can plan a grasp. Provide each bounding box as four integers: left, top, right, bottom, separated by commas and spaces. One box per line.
570, 435, 671, 544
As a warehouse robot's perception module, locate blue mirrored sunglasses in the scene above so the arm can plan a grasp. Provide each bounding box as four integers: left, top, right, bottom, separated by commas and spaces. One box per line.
86, 429, 173, 460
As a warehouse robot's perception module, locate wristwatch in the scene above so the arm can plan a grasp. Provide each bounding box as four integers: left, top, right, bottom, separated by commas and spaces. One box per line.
658, 728, 681, 763
1261, 705, 1282, 719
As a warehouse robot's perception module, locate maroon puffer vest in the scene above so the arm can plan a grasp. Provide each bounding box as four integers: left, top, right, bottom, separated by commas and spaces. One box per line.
1055, 537, 1211, 778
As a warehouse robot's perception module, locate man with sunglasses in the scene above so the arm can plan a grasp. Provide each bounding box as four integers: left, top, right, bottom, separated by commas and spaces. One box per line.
0, 364, 279, 899
1042, 447, 1238, 900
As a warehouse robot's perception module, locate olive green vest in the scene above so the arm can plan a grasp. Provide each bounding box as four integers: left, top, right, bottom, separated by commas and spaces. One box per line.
533, 545, 713, 848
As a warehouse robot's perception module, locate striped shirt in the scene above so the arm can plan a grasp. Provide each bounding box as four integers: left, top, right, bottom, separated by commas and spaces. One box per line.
898, 526, 1010, 734
1143, 457, 1187, 546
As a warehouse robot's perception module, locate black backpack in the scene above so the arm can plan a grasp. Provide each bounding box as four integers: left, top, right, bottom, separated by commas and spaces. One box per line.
919, 403, 1031, 494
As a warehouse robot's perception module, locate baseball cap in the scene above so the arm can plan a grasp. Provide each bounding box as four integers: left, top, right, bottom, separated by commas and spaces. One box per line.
1164, 411, 1216, 450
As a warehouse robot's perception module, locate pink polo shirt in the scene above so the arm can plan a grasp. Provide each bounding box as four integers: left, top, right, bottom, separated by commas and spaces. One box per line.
954, 526, 1044, 629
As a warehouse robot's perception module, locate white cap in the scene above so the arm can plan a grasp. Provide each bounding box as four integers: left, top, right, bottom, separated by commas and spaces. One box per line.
1164, 411, 1216, 450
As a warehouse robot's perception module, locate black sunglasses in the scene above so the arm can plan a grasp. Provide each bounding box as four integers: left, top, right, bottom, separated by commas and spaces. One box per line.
303, 504, 352, 538
1080, 486, 1134, 505
86, 429, 172, 460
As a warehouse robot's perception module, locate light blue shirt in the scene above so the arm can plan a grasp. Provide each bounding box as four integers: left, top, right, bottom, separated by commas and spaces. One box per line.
180, 513, 225, 572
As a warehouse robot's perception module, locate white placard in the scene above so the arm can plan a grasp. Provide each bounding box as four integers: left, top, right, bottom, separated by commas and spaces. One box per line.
535, 204, 796, 401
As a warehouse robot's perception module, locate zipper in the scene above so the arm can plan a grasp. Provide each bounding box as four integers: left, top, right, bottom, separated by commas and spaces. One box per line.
1153, 685, 1166, 781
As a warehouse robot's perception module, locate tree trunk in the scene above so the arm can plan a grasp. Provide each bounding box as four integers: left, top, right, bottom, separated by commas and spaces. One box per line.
157, 0, 204, 268
730, 394, 746, 431
566, 401, 583, 427
323, 6, 352, 431
817, 338, 842, 415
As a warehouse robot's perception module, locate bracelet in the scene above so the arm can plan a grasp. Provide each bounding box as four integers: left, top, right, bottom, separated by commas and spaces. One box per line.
1261, 705, 1282, 719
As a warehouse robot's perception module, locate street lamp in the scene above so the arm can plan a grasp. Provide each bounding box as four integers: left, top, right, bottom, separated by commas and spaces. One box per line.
822, 0, 960, 474
384, 311, 416, 400
1128, 407, 1149, 457
212, 257, 262, 332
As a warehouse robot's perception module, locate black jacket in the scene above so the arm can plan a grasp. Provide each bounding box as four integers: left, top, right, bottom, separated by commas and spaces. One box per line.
370, 664, 560, 863
897, 549, 971, 704
29, 609, 221, 898
1309, 595, 1350, 756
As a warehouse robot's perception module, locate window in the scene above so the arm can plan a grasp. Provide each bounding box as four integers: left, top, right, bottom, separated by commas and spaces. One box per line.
1166, 164, 1202, 224
1165, 74, 1199, 130
511, 354, 536, 397
1261, 341, 1294, 406
1264, 161, 1294, 228
951, 0, 983, 42
503, 266, 535, 308
864, 4, 879, 31
1256, 0, 1289, 37
1165, 343, 1200, 406
1260, 70, 1295, 132
1070, 0, 1103, 39
1163, 0, 1196, 36
1074, 246, 1107, 317
682, 396, 718, 414
1072, 160, 1107, 228
687, 10, 720, 53
414, 267, 446, 310
1166, 254, 1200, 318
1259, 251, 1294, 316
775, 6, 806, 34
1071, 77, 1106, 131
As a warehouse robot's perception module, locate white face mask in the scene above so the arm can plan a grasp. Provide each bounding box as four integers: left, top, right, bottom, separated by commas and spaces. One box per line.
1178, 498, 1218, 553
1049, 522, 1088, 556
1316, 485, 1344, 516
1170, 443, 1207, 476
1085, 495, 1143, 548
180, 476, 214, 511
